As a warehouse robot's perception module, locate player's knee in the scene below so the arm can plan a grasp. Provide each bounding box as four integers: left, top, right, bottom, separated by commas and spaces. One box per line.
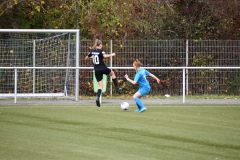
133, 95, 137, 99
110, 70, 115, 75
110, 71, 116, 78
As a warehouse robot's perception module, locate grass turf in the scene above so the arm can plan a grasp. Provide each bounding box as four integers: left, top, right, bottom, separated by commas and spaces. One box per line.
0, 105, 240, 160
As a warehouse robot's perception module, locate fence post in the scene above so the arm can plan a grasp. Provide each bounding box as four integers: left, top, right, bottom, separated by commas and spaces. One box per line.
14, 68, 17, 104
33, 40, 36, 94
110, 39, 113, 96
186, 39, 189, 95
75, 30, 80, 101
183, 68, 186, 104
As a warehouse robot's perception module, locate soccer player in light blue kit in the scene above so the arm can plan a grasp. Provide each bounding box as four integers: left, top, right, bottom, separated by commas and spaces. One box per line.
125, 59, 160, 112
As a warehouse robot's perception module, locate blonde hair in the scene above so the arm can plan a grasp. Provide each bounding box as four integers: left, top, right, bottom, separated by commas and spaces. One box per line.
91, 39, 102, 49
133, 59, 142, 67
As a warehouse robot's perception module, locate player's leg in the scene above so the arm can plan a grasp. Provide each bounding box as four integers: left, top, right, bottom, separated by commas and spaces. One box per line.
95, 71, 103, 107
133, 87, 150, 112
133, 92, 145, 112
96, 80, 103, 107
109, 69, 121, 93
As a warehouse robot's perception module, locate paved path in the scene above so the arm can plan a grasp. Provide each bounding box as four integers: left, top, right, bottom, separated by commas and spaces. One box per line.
1, 98, 240, 106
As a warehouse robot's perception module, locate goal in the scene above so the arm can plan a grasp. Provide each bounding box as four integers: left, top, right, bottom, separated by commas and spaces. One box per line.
0, 29, 80, 103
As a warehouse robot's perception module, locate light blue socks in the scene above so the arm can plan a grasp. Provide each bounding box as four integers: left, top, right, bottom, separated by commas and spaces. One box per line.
134, 97, 145, 110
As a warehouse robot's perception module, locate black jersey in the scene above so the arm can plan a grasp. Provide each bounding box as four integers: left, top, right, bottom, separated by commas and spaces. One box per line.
88, 48, 106, 69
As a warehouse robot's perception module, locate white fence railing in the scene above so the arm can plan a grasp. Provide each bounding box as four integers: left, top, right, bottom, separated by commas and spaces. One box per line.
0, 66, 240, 104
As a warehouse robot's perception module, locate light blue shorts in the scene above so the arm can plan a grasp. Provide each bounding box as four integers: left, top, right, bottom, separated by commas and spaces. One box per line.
137, 87, 151, 97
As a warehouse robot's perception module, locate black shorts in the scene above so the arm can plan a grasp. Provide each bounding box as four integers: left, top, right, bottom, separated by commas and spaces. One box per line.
95, 67, 111, 82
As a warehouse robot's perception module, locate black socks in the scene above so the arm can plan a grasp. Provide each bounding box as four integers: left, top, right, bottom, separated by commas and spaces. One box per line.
97, 89, 102, 98
112, 78, 118, 88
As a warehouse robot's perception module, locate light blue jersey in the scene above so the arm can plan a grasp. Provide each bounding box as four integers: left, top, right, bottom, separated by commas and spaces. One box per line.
134, 68, 151, 96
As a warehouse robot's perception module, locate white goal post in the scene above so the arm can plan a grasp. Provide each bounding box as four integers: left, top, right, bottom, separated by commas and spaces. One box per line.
0, 29, 80, 102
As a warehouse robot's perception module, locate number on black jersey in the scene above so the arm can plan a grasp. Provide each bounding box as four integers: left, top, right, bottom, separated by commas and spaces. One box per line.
92, 55, 100, 64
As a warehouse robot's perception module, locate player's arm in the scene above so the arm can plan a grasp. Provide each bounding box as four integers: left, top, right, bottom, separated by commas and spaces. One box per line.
85, 52, 92, 60
149, 73, 160, 84
124, 74, 137, 85
103, 52, 116, 58
85, 55, 89, 60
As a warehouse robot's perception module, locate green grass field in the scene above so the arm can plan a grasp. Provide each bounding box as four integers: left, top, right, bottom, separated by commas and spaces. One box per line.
0, 105, 240, 160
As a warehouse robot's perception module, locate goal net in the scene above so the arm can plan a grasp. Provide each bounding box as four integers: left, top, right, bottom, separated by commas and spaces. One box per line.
0, 29, 80, 102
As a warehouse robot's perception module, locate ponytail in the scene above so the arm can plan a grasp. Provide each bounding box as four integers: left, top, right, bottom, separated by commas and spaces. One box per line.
91, 39, 102, 49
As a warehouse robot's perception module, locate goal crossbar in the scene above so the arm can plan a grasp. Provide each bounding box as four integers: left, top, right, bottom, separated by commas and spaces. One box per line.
0, 29, 79, 33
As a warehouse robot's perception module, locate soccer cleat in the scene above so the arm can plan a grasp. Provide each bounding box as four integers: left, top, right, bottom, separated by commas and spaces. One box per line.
96, 100, 100, 107
134, 109, 139, 112
138, 108, 147, 112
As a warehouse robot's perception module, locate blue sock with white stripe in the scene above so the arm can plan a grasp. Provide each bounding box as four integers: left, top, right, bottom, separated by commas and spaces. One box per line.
134, 97, 144, 110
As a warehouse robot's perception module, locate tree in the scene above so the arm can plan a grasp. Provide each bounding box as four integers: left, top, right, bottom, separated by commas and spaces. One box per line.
0, 0, 23, 16
0, 0, 239, 39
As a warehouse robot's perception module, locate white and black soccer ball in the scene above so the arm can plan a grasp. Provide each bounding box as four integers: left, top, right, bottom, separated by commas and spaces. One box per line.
120, 102, 129, 110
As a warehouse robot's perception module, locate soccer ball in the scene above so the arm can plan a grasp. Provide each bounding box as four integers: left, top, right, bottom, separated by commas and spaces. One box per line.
121, 102, 129, 110
164, 94, 171, 98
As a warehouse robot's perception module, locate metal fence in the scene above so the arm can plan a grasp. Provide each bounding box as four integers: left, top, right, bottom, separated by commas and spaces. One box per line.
0, 37, 240, 102
80, 40, 240, 96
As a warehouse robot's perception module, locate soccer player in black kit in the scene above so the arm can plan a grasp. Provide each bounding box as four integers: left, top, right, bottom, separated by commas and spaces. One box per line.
85, 39, 121, 107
